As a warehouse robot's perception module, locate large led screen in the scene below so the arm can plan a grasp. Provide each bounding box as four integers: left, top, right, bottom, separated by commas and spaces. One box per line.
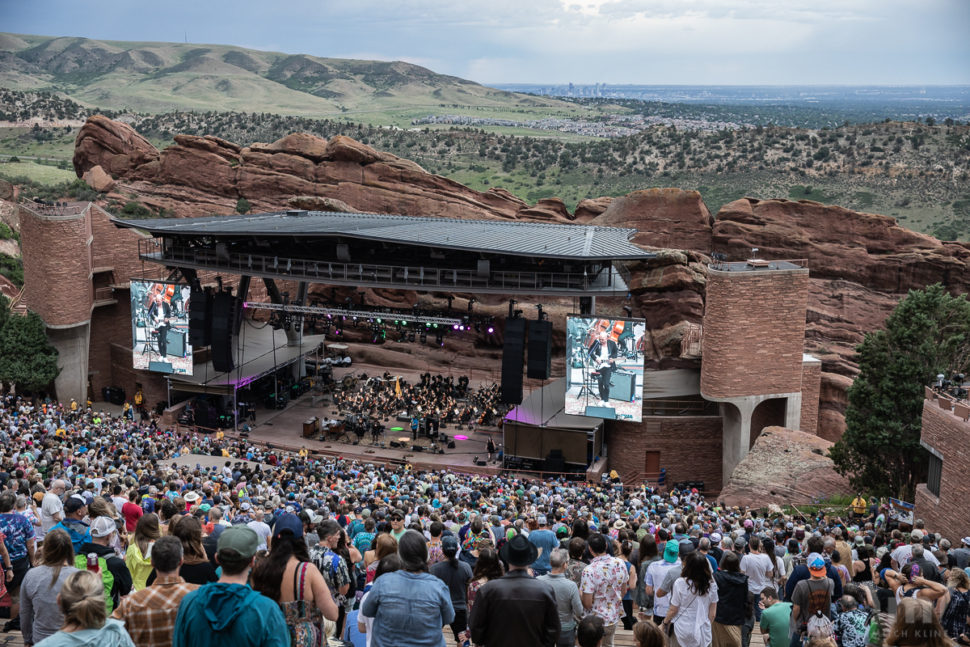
564, 315, 645, 422
131, 280, 192, 375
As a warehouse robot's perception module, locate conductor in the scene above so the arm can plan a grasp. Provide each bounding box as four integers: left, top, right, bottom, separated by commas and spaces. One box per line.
588, 328, 619, 406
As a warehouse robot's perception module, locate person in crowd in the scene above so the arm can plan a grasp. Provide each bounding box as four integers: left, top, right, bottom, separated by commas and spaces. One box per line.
886, 597, 951, 647
633, 620, 668, 647
147, 516, 216, 587
173, 526, 289, 647
581, 532, 630, 647
40, 480, 66, 536
430, 534, 473, 644
567, 537, 589, 588
252, 512, 339, 646
20, 529, 79, 646
758, 586, 792, 647
356, 554, 403, 647
360, 530, 454, 647
620, 539, 639, 630
125, 514, 160, 592
33, 570, 134, 647
529, 515, 559, 577
577, 614, 606, 647
0, 489, 36, 632
647, 539, 682, 626
364, 533, 397, 585
636, 534, 660, 616
539, 548, 584, 647
111, 536, 197, 647
311, 520, 352, 636
832, 594, 870, 647
714, 551, 750, 647
469, 533, 560, 647
940, 568, 970, 643
79, 516, 133, 613
662, 551, 719, 647
790, 553, 835, 647
740, 536, 775, 647
465, 546, 504, 622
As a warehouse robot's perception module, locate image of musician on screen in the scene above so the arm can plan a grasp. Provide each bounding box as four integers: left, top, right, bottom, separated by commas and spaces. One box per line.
147, 292, 172, 357
588, 328, 619, 406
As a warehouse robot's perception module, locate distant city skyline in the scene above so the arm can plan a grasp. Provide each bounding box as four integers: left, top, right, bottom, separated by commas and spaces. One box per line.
4, 0, 969, 86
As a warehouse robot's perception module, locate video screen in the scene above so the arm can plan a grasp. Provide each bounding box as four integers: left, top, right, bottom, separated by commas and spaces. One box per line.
131, 280, 192, 375
565, 315, 646, 422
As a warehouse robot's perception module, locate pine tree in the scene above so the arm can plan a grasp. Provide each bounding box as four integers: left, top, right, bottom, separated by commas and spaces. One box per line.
830, 284, 970, 498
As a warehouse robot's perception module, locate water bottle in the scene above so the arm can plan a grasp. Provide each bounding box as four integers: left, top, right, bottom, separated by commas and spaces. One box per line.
86, 553, 99, 573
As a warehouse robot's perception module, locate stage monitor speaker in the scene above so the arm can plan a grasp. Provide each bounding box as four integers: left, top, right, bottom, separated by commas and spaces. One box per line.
611, 371, 636, 402
166, 329, 187, 358
211, 292, 236, 372
148, 361, 173, 374
526, 319, 552, 380
584, 405, 617, 419
500, 317, 526, 404
475, 459, 487, 466
189, 288, 212, 347
389, 441, 401, 448
447, 441, 456, 449
411, 445, 424, 452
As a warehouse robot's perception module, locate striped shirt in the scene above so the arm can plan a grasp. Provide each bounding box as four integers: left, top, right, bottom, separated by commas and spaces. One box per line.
111, 574, 198, 647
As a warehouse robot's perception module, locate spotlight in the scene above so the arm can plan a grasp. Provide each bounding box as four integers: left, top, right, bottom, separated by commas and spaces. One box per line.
452, 324, 459, 330
487, 325, 494, 334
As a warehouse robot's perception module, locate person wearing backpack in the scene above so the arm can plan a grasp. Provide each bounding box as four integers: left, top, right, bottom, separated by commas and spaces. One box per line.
78, 517, 133, 614
941, 569, 970, 644
790, 553, 835, 647
311, 521, 351, 636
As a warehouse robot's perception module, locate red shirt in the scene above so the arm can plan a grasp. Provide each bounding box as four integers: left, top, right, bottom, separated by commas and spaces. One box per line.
122, 501, 144, 532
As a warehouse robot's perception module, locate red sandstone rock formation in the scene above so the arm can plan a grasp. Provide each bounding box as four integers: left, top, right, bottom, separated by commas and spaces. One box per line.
70, 117, 970, 442
592, 188, 714, 251
719, 427, 852, 507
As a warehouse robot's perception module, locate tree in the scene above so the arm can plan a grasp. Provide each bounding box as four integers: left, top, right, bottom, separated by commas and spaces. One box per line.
0, 295, 59, 393
830, 284, 970, 498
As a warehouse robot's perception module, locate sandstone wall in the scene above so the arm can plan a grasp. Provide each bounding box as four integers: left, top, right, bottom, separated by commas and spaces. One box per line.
701, 268, 809, 399
915, 398, 970, 543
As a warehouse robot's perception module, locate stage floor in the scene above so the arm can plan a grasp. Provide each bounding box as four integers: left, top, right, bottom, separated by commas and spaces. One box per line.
237, 362, 508, 474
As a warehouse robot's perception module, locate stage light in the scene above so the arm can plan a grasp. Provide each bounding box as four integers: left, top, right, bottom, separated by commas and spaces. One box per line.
454, 434, 468, 440
452, 323, 459, 330
487, 326, 494, 334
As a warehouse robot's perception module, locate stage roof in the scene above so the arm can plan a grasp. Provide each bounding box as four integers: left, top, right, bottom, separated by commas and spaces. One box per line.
113, 210, 652, 261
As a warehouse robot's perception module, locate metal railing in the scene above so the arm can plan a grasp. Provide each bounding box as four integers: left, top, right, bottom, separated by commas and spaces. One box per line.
709, 258, 809, 272
93, 286, 115, 303
138, 238, 620, 293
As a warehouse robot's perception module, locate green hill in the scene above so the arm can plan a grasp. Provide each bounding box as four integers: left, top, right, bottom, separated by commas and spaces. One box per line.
0, 33, 575, 124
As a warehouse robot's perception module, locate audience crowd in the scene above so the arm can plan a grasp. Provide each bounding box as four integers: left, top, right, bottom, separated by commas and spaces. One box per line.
0, 391, 967, 647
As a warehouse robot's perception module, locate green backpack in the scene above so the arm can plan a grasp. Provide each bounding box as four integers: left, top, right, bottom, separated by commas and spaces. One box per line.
74, 555, 115, 614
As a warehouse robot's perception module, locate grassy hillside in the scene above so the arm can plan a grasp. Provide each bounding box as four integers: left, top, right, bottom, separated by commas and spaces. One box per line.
0, 33, 588, 126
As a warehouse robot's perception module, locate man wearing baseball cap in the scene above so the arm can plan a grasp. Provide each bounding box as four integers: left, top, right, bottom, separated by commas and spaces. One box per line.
80, 516, 132, 611
173, 526, 288, 647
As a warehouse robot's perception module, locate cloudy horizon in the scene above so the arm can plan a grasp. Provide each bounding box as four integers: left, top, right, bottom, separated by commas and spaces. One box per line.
4, 0, 969, 86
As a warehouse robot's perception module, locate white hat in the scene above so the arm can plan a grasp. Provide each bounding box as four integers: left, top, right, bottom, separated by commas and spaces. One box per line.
184, 491, 200, 503
90, 516, 117, 538
911, 529, 923, 541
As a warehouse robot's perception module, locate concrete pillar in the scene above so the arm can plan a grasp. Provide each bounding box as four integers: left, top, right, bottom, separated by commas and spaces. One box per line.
47, 323, 91, 403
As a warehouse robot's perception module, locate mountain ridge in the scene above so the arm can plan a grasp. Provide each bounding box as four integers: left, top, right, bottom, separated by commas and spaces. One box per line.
0, 33, 565, 116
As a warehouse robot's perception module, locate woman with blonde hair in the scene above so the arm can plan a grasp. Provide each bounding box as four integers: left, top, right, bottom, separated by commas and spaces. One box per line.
33, 570, 134, 647
20, 529, 80, 645
124, 514, 160, 591
886, 597, 953, 647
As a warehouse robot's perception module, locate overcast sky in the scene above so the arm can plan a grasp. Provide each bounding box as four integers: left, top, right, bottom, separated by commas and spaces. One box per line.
5, 0, 969, 85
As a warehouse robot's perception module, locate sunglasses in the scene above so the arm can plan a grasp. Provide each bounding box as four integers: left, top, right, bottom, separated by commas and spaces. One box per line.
391, 516, 403, 521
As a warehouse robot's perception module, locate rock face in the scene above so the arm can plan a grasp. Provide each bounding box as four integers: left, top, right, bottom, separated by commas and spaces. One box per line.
593, 188, 714, 251
81, 165, 115, 193
719, 427, 852, 507
68, 117, 970, 442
